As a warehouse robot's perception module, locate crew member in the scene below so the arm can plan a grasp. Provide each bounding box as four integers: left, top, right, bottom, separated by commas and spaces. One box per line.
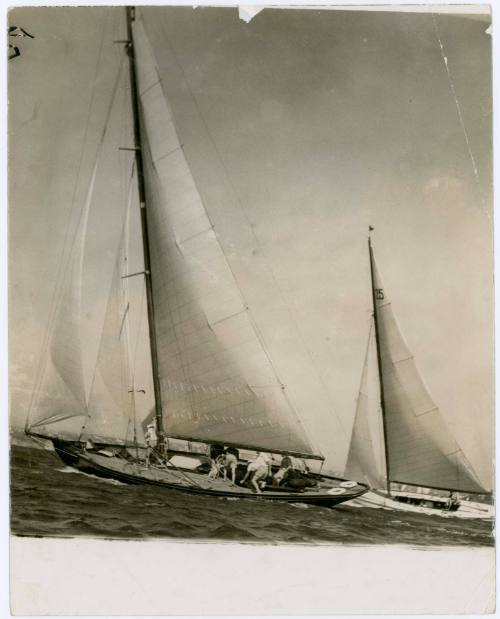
145, 423, 157, 467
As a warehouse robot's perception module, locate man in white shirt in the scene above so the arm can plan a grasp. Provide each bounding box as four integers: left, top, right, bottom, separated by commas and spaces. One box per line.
145, 423, 157, 468
239, 452, 273, 493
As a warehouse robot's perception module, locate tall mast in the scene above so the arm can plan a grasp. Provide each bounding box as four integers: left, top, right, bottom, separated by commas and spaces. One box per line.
368, 231, 391, 495
125, 6, 165, 452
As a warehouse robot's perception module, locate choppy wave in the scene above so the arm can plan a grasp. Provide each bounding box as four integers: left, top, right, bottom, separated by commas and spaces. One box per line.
57, 466, 127, 486
10, 446, 494, 546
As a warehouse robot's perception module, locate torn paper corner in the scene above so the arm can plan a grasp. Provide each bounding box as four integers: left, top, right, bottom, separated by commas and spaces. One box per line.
238, 5, 264, 23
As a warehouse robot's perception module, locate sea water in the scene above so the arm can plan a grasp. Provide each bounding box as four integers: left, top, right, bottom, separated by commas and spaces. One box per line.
10, 445, 494, 546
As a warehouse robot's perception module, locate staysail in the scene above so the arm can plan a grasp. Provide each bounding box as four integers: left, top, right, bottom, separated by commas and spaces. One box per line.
345, 321, 387, 489
83, 227, 133, 444
371, 248, 486, 493
132, 15, 319, 458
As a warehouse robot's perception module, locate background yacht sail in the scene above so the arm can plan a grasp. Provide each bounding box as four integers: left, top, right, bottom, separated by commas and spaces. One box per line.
371, 255, 487, 494
345, 321, 386, 489
133, 16, 319, 458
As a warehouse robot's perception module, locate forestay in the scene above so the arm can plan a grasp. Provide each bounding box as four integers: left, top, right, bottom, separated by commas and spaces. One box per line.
372, 256, 486, 494
132, 16, 319, 458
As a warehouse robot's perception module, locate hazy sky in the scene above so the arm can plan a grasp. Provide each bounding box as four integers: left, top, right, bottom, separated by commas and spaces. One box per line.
9, 7, 492, 482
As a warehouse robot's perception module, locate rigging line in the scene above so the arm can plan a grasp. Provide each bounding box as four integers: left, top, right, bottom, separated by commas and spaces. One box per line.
150, 18, 319, 455
27, 434, 53, 452
25, 10, 113, 428
431, 12, 488, 215
132, 279, 147, 371
154, 16, 343, 451
26, 20, 126, 429
119, 52, 133, 217
119, 67, 128, 216
122, 165, 140, 446
150, 448, 208, 489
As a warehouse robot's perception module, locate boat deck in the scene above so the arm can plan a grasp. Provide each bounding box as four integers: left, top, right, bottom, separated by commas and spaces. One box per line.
76, 451, 367, 503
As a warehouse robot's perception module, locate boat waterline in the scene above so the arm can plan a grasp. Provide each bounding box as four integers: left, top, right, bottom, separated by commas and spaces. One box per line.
52, 441, 368, 508
345, 490, 494, 520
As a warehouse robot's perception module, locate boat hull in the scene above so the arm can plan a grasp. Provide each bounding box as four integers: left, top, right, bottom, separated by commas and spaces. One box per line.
52, 441, 368, 508
346, 489, 494, 520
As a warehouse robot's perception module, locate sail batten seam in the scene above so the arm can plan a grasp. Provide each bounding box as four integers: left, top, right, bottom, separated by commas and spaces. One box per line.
415, 406, 438, 417
176, 226, 214, 247
153, 143, 184, 164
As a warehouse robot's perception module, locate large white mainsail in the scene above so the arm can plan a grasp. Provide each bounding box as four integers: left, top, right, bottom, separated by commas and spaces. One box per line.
132, 15, 319, 458
370, 251, 486, 494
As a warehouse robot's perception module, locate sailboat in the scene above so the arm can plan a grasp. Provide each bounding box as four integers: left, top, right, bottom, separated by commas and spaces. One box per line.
344, 233, 493, 519
24, 7, 368, 509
